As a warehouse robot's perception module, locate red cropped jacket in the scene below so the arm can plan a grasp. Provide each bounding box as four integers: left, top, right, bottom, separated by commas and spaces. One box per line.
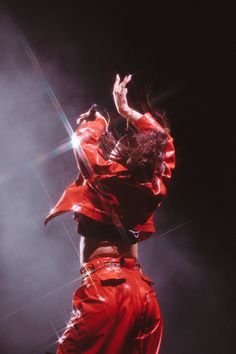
45, 113, 175, 234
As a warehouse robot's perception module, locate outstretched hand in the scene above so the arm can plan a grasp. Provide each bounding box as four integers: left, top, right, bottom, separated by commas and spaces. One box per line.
113, 74, 132, 117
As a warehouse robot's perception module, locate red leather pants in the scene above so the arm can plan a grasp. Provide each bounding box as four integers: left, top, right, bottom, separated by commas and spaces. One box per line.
57, 257, 163, 354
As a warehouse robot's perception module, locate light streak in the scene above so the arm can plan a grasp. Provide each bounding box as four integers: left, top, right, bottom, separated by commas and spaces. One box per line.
71, 132, 81, 149
13, 30, 192, 354
17, 29, 131, 250
0, 274, 82, 322
17, 31, 114, 329
34, 168, 81, 260
0, 217, 193, 324
0, 139, 72, 186
147, 218, 195, 243
18, 33, 74, 138
39, 301, 61, 345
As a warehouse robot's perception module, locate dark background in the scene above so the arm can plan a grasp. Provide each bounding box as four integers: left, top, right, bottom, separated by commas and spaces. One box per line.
0, 1, 234, 353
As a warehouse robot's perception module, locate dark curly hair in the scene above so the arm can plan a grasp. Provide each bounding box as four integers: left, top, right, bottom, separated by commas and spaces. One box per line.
98, 123, 168, 183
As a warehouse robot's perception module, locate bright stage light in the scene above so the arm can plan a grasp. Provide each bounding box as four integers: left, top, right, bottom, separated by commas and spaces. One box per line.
71, 133, 81, 149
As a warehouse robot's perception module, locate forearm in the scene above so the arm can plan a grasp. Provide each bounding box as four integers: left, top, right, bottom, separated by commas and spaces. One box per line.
119, 107, 143, 121
113, 74, 143, 121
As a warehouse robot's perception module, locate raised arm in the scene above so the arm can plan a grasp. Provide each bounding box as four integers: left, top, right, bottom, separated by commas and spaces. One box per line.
72, 106, 108, 178
113, 74, 143, 121
113, 74, 175, 178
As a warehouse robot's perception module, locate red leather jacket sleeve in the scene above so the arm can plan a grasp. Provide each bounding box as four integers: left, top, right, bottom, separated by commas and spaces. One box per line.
72, 115, 127, 178
45, 112, 175, 234
72, 115, 107, 177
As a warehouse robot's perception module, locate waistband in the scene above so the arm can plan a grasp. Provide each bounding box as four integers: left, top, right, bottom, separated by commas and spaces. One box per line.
80, 256, 141, 278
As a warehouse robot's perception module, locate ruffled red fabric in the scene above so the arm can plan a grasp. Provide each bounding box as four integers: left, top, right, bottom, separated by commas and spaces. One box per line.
45, 113, 175, 233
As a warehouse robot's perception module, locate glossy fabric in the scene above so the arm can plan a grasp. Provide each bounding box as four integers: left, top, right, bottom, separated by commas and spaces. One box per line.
45, 113, 175, 233
57, 257, 163, 354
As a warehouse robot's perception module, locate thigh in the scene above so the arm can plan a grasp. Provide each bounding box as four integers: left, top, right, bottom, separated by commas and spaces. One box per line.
56, 271, 128, 354
128, 272, 163, 354
57, 269, 163, 354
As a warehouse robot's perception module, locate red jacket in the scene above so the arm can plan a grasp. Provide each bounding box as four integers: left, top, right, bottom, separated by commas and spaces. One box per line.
45, 113, 175, 233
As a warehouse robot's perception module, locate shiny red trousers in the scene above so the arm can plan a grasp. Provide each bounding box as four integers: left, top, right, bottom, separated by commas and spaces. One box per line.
57, 257, 163, 354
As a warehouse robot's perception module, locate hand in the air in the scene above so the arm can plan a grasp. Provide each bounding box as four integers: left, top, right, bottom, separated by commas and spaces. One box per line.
113, 74, 132, 117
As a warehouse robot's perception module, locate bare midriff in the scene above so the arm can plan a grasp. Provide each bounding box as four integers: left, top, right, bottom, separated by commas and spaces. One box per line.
80, 235, 138, 264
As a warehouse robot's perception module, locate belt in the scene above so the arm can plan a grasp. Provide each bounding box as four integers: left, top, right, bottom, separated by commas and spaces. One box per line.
80, 256, 141, 278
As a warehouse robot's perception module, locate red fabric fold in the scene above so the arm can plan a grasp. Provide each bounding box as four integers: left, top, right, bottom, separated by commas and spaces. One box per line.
45, 113, 175, 233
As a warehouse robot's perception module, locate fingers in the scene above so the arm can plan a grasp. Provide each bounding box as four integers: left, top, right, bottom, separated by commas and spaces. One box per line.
79, 113, 88, 119
113, 74, 120, 92
76, 103, 99, 125
76, 117, 83, 124
114, 73, 132, 92
76, 111, 89, 125
121, 74, 132, 87
120, 75, 132, 90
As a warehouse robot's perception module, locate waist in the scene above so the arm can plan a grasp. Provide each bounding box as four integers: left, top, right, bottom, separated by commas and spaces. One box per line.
80, 234, 138, 263
80, 256, 141, 279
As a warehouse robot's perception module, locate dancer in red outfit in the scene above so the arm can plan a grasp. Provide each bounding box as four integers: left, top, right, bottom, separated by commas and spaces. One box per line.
45, 74, 175, 354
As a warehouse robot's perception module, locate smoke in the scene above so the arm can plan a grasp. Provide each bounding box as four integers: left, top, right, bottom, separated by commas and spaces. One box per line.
139, 211, 232, 354
0, 16, 82, 354
0, 13, 232, 354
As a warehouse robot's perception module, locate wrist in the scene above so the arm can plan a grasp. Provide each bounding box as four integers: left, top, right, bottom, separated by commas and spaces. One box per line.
119, 107, 132, 119
123, 108, 143, 121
